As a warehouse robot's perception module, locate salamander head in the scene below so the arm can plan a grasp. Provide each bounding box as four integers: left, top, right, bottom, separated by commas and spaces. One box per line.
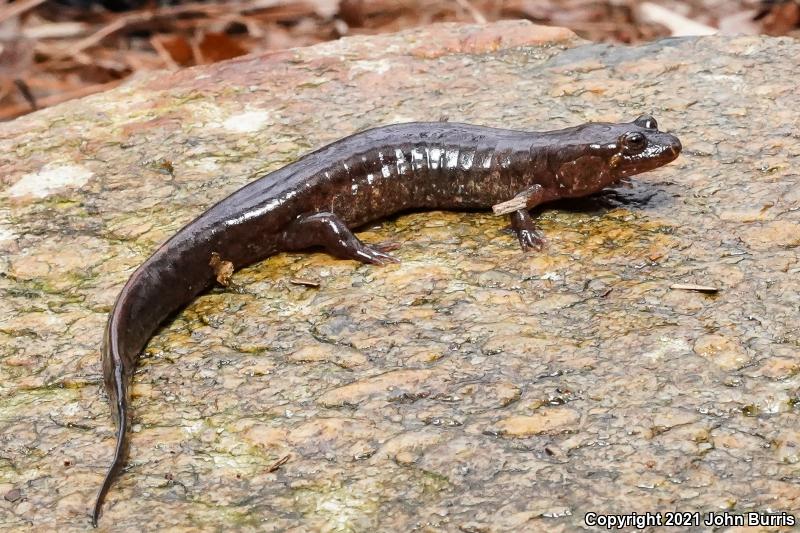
552, 115, 681, 196
606, 115, 682, 178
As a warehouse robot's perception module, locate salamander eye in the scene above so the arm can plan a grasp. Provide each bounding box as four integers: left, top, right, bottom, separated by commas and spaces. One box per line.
622, 132, 647, 153
634, 115, 658, 130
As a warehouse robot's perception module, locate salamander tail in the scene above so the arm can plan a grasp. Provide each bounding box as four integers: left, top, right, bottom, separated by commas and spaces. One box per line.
91, 399, 127, 526
90, 225, 219, 526
92, 322, 132, 527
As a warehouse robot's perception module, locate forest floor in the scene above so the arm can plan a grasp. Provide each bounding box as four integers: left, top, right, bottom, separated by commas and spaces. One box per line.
0, 0, 798, 120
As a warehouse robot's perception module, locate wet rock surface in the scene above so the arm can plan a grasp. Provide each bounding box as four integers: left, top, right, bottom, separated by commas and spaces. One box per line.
1, 20, 799, 532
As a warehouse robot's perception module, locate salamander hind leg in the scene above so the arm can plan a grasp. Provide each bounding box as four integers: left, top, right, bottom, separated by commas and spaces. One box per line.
510, 209, 545, 252
280, 212, 399, 265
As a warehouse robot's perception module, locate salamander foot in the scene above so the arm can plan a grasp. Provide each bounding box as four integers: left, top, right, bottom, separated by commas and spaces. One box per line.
280, 212, 400, 265
510, 209, 545, 252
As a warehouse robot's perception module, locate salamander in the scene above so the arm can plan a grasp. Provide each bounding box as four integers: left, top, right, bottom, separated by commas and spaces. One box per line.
91, 115, 681, 525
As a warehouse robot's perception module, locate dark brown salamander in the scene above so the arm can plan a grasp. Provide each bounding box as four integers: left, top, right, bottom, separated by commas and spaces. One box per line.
92, 116, 681, 525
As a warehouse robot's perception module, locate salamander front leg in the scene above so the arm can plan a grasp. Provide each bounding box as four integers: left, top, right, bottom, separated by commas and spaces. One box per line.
280, 212, 399, 265
510, 209, 545, 252
492, 184, 546, 252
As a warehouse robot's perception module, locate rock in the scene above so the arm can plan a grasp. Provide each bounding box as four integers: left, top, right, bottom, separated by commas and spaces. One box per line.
492, 408, 580, 437
1, 20, 800, 532
4, 488, 21, 502
287, 417, 376, 456
749, 357, 799, 381
317, 368, 444, 408
693, 334, 750, 370
739, 221, 800, 249
455, 381, 522, 412
375, 427, 446, 462
287, 342, 368, 369
238, 421, 288, 451
774, 430, 800, 465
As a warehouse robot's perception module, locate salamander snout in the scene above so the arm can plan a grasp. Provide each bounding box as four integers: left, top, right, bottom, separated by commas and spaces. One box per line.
613, 129, 682, 178
660, 132, 682, 164
669, 136, 682, 157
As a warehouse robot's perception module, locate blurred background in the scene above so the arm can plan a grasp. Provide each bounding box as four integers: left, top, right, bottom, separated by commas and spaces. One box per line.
0, 0, 798, 121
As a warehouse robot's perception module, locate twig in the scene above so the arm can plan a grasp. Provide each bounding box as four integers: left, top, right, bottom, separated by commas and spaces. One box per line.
22, 21, 89, 40
455, 0, 487, 24
638, 2, 717, 36
0, 0, 47, 24
289, 278, 321, 288
13, 78, 36, 110
0, 79, 121, 121
492, 196, 527, 215
267, 454, 290, 472
64, 11, 156, 57
149, 35, 181, 69
669, 283, 719, 294
58, 0, 288, 58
